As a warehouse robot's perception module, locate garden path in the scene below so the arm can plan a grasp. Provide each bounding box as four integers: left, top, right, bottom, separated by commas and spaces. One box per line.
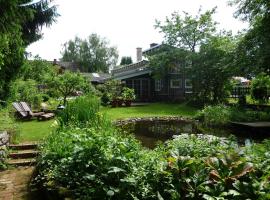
0, 167, 34, 200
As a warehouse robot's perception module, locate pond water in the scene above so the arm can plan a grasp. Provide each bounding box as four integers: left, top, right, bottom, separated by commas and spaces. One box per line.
117, 119, 270, 148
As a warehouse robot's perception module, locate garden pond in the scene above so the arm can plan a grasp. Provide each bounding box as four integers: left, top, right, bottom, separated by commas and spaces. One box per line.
116, 117, 270, 148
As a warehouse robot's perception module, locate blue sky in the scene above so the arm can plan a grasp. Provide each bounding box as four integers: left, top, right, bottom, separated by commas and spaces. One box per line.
27, 0, 248, 62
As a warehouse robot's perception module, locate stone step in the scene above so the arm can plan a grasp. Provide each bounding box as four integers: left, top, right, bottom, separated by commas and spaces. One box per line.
8, 143, 38, 150
9, 150, 39, 159
7, 158, 37, 167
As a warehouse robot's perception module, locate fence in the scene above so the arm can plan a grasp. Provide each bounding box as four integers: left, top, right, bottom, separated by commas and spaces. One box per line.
230, 86, 250, 98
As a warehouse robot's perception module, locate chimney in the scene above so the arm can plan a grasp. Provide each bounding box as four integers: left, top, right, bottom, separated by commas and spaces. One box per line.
150, 43, 158, 48
136, 47, 142, 62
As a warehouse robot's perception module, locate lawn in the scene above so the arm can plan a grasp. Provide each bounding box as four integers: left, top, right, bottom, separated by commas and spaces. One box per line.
101, 102, 197, 120
17, 119, 55, 142
2, 102, 197, 143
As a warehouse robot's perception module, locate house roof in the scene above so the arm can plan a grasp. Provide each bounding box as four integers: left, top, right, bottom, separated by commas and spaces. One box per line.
112, 60, 150, 80
51, 60, 80, 72
81, 72, 111, 83
142, 44, 163, 54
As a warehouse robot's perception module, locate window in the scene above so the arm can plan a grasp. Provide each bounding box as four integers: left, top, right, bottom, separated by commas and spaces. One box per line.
170, 79, 182, 88
155, 79, 163, 91
185, 79, 192, 89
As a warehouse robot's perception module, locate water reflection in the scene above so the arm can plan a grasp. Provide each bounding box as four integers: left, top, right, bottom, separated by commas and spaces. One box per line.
118, 119, 267, 149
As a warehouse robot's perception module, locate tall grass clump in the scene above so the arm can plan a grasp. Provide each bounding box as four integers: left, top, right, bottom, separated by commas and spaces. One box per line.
57, 95, 100, 128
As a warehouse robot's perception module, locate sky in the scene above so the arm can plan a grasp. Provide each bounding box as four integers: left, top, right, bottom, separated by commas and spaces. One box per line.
26, 0, 248, 63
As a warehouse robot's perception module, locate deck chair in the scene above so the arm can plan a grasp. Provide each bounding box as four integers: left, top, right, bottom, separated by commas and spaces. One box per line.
20, 102, 55, 120
20, 102, 45, 117
12, 102, 45, 119
12, 102, 28, 118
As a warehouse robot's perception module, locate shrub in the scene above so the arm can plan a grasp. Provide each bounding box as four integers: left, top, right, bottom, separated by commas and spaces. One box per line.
196, 105, 231, 126
250, 73, 270, 103
9, 79, 43, 109
197, 105, 270, 125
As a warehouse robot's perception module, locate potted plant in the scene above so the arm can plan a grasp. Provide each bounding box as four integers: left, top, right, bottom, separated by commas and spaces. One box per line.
122, 87, 136, 107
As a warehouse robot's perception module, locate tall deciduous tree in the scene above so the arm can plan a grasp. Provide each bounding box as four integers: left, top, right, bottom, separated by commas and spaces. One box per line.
230, 0, 270, 74
190, 33, 237, 104
61, 34, 119, 73
0, 0, 58, 99
155, 7, 217, 52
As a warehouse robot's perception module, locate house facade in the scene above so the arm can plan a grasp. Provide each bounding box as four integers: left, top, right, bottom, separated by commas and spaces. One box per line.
112, 44, 192, 102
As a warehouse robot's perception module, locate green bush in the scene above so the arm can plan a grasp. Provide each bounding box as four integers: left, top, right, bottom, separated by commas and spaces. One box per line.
9, 79, 43, 109
250, 73, 270, 103
196, 105, 231, 126
197, 105, 270, 126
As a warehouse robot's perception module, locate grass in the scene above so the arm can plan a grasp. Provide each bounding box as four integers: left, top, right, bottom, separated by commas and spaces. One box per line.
1, 102, 197, 143
17, 119, 55, 142
101, 102, 197, 120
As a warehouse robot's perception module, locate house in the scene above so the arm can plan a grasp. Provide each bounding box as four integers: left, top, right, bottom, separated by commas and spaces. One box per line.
81, 72, 111, 85
111, 43, 192, 102
51, 59, 111, 85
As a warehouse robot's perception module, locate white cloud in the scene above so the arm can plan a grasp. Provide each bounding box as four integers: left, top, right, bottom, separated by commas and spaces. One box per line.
27, 0, 248, 63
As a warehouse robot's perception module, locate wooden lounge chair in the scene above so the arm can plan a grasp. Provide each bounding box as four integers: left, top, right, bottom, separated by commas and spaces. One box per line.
12, 102, 28, 118
12, 102, 52, 119
20, 102, 45, 117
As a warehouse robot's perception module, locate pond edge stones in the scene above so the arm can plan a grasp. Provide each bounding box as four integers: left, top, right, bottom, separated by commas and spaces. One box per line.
114, 116, 195, 126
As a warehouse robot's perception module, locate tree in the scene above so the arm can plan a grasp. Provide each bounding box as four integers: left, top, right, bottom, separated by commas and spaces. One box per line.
152, 8, 236, 104
61, 34, 119, 73
250, 73, 270, 103
230, 0, 270, 74
18, 56, 57, 83
0, 0, 58, 99
47, 72, 88, 105
120, 56, 133, 65
155, 7, 217, 52
190, 33, 237, 104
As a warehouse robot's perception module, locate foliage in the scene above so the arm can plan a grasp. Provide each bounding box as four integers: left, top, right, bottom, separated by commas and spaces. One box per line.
196, 104, 270, 126
57, 95, 100, 128
120, 56, 133, 65
190, 33, 237, 104
196, 105, 231, 126
0, 107, 18, 143
35, 113, 270, 199
155, 7, 217, 52
61, 34, 119, 73
250, 73, 270, 103
154, 8, 236, 105
230, 0, 270, 75
121, 87, 136, 101
18, 56, 57, 83
0, 0, 58, 99
46, 71, 89, 105
97, 80, 123, 105
9, 79, 43, 109
147, 45, 190, 79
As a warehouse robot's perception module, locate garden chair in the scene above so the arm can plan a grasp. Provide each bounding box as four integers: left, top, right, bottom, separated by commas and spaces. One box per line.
12, 102, 45, 119
12, 102, 28, 118
20, 102, 45, 117
20, 102, 55, 121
